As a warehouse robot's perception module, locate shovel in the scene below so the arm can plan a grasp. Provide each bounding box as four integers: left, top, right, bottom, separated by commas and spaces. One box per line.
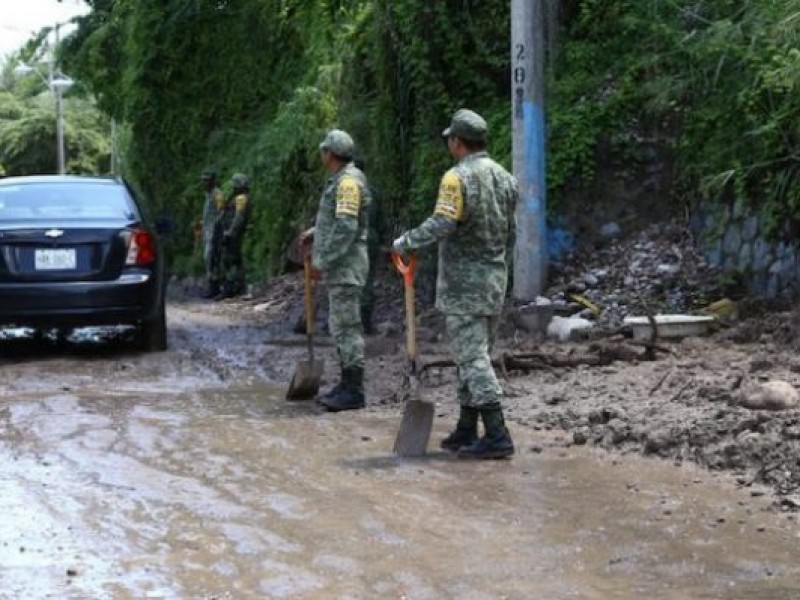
392, 252, 434, 457
286, 250, 324, 400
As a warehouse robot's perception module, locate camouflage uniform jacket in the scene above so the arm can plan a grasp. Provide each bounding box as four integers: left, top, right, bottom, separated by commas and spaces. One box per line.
202, 187, 226, 246
404, 152, 518, 315
312, 162, 372, 287
220, 192, 252, 242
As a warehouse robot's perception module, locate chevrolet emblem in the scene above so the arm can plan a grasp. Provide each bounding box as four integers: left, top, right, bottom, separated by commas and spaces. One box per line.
44, 229, 65, 238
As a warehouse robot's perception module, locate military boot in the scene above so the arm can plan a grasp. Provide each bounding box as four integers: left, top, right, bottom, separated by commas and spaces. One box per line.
440, 406, 479, 451
457, 404, 515, 460
319, 366, 365, 412
202, 280, 220, 299
320, 365, 345, 402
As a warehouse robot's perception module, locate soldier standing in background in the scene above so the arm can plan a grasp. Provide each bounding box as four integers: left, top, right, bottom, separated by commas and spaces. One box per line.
200, 168, 226, 299
302, 130, 372, 411
393, 109, 518, 459
216, 173, 252, 300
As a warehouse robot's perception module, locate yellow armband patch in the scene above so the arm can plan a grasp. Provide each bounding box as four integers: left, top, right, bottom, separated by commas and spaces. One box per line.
434, 171, 464, 220
234, 194, 249, 212
335, 177, 361, 218
214, 191, 226, 210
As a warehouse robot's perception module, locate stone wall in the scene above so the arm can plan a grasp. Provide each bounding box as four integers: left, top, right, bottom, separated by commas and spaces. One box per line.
692, 203, 799, 298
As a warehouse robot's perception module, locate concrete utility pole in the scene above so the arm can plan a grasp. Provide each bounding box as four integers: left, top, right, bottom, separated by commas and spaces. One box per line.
512, 0, 547, 300
54, 23, 66, 175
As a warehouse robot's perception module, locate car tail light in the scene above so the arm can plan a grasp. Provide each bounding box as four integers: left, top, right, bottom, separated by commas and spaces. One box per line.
126, 229, 156, 266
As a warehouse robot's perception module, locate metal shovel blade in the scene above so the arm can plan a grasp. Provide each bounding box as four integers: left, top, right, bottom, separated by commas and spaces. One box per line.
286, 358, 324, 401
393, 377, 434, 457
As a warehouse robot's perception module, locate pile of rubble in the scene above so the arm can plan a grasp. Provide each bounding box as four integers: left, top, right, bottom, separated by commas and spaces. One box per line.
533, 220, 725, 332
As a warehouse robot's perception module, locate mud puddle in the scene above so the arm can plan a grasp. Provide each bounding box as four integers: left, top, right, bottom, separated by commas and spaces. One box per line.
1, 380, 799, 599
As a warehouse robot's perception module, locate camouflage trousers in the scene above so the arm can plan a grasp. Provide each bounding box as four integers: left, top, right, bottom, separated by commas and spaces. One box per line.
203, 238, 221, 284
219, 237, 245, 294
328, 285, 365, 370
446, 314, 502, 409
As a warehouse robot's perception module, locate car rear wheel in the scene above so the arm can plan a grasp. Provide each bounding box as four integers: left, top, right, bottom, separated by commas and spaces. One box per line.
139, 305, 167, 352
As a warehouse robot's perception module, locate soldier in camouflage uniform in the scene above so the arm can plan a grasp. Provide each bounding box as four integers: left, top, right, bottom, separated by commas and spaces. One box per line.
216, 173, 252, 300
200, 168, 226, 299
302, 130, 372, 411
393, 109, 518, 459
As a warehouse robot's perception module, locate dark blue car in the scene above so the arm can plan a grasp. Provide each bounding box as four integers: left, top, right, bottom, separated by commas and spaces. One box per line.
0, 175, 168, 351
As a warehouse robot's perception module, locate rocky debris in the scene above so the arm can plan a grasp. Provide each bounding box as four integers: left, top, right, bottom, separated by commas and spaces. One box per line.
502, 334, 800, 507
739, 381, 799, 411
719, 310, 800, 348
546, 315, 594, 342
544, 221, 724, 330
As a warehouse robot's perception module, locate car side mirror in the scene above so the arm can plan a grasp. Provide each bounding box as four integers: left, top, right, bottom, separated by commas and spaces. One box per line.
154, 217, 177, 235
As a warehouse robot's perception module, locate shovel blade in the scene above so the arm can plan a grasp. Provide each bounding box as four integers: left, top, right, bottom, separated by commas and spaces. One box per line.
393, 397, 435, 457
286, 359, 324, 400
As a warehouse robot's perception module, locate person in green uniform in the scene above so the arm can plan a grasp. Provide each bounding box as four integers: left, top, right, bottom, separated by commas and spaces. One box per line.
216, 172, 252, 300
200, 168, 226, 299
393, 109, 518, 459
301, 130, 372, 411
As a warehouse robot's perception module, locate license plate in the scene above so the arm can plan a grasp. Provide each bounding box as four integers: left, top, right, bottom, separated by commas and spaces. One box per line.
35, 248, 77, 270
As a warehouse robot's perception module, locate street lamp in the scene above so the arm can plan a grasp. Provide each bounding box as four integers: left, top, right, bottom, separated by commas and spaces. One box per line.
13, 24, 75, 175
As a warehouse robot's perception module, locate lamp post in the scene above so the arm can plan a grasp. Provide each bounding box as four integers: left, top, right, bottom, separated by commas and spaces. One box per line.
13, 23, 75, 175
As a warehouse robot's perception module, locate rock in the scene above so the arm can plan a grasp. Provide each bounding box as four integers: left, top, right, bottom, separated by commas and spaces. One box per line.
600, 222, 622, 239
643, 430, 672, 455
656, 263, 680, 276
376, 321, 401, 338
253, 301, 276, 313
546, 316, 594, 342
572, 430, 588, 445
583, 273, 599, 287
780, 496, 800, 510
739, 381, 799, 411
722, 226, 742, 256
742, 215, 760, 242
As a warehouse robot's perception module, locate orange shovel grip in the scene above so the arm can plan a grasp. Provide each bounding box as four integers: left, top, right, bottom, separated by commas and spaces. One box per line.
392, 252, 417, 287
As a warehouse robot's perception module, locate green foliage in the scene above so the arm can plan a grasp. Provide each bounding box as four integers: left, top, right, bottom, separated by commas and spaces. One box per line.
60, 0, 513, 279
0, 90, 110, 176
549, 0, 800, 231
56, 0, 800, 280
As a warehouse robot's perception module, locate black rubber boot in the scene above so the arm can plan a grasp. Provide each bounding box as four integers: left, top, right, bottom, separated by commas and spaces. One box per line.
457, 405, 515, 460
321, 366, 345, 401
203, 281, 220, 299
440, 406, 480, 451
319, 366, 365, 412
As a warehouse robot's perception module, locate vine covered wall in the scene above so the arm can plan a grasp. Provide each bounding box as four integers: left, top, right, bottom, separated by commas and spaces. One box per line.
44, 0, 800, 284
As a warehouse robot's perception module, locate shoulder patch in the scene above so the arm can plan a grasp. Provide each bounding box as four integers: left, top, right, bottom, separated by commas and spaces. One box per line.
434, 170, 464, 221
234, 194, 249, 212
214, 191, 226, 210
335, 176, 361, 218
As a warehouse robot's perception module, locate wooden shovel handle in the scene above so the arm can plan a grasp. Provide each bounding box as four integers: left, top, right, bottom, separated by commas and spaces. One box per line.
303, 254, 315, 361
392, 252, 417, 362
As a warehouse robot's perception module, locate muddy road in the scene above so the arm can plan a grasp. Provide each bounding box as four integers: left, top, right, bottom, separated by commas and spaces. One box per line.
1, 301, 799, 599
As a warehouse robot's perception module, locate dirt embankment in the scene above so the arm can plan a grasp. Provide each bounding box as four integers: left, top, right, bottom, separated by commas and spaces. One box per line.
196, 222, 800, 511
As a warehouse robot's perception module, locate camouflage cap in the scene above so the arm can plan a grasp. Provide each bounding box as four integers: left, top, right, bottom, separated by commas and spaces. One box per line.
442, 109, 488, 142
200, 167, 217, 180
231, 172, 249, 189
319, 129, 355, 160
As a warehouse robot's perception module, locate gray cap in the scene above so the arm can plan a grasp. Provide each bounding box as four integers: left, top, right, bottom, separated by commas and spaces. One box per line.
442, 109, 488, 142
319, 129, 355, 160
231, 172, 249, 189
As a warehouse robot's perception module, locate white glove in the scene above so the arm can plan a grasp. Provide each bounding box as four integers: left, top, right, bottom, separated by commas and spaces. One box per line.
392, 234, 409, 256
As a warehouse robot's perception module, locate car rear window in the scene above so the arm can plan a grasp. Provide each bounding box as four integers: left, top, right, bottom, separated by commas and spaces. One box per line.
0, 182, 137, 221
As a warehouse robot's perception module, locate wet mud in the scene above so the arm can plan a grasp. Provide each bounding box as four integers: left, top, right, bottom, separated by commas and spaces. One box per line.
1, 302, 799, 598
